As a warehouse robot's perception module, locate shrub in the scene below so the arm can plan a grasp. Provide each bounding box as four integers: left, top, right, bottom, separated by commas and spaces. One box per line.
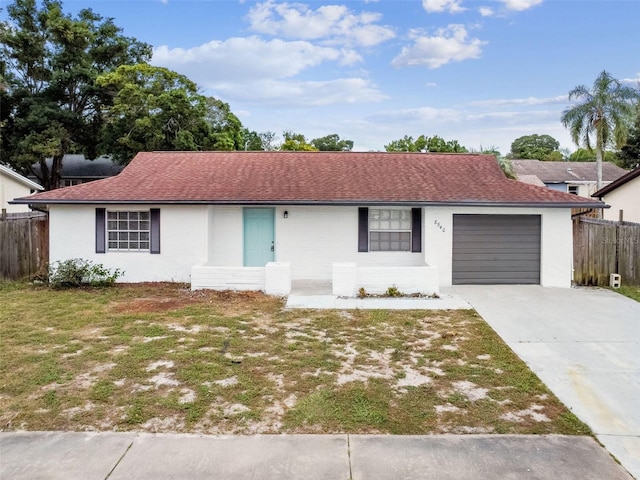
48, 258, 123, 288
386, 285, 402, 297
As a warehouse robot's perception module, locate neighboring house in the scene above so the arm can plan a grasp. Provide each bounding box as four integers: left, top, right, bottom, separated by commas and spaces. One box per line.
512, 159, 628, 198
592, 166, 640, 223
0, 164, 43, 214
30, 155, 124, 188
13, 151, 604, 295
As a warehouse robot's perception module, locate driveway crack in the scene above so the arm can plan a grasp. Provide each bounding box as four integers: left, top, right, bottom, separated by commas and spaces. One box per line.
347, 433, 353, 480
104, 439, 134, 479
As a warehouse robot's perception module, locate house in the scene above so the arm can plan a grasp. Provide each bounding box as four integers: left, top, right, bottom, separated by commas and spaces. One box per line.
512, 159, 628, 197
12, 151, 604, 295
30, 155, 124, 188
1, 164, 43, 214
592, 166, 640, 223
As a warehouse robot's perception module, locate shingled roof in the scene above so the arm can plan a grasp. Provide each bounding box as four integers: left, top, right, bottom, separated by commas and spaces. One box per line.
511, 159, 628, 183
13, 151, 604, 208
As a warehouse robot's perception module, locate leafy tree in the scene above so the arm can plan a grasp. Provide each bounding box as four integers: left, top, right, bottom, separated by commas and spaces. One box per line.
384, 135, 423, 152
259, 131, 279, 151
617, 108, 640, 169
425, 135, 468, 153
0, 0, 151, 189
561, 70, 639, 189
205, 97, 243, 151
241, 129, 264, 151
384, 135, 467, 153
507, 134, 562, 161
568, 148, 617, 163
280, 131, 318, 151
311, 134, 353, 151
96, 64, 214, 164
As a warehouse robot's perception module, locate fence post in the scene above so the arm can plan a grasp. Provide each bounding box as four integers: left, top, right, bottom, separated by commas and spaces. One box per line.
615, 210, 623, 276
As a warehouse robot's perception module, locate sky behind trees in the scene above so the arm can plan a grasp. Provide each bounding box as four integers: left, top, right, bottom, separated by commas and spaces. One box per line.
2, 0, 638, 154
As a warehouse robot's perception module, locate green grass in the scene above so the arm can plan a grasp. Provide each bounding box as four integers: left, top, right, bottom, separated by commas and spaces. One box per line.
611, 285, 640, 302
0, 282, 591, 436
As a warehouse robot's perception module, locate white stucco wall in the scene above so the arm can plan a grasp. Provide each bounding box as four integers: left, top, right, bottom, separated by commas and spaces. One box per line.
272, 206, 425, 280
600, 179, 640, 223
424, 206, 573, 288
50, 203, 574, 288
1, 174, 35, 213
49, 204, 208, 282
206, 206, 244, 265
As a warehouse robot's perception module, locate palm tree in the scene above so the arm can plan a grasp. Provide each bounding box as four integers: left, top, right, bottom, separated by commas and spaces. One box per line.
561, 70, 639, 190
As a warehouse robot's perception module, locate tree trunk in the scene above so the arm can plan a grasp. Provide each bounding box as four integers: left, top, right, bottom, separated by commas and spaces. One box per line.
38, 158, 52, 191
50, 154, 64, 190
595, 133, 603, 219
595, 147, 603, 192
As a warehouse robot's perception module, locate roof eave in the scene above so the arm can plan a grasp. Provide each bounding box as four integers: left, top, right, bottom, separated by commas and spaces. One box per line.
592, 167, 640, 197
11, 198, 607, 209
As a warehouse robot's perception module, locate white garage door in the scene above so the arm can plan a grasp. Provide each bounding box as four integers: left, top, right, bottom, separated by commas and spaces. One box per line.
452, 214, 541, 284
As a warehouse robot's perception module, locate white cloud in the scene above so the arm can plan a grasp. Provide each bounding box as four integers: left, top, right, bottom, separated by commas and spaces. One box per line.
246, 1, 395, 47
501, 0, 543, 12
621, 72, 640, 85
153, 36, 343, 83
215, 78, 388, 107
152, 38, 385, 107
422, 0, 465, 14
359, 97, 573, 154
479, 6, 494, 16
469, 95, 567, 107
391, 25, 486, 69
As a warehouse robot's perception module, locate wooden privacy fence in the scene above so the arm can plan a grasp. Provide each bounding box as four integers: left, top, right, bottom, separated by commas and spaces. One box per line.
573, 216, 640, 286
0, 212, 49, 280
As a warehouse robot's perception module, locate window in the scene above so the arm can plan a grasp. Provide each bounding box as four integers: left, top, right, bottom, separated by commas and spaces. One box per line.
107, 211, 150, 251
61, 179, 82, 187
369, 209, 412, 251
358, 207, 422, 253
568, 185, 579, 195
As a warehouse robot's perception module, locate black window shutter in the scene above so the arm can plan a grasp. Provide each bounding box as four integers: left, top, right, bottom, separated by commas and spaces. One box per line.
150, 208, 161, 254
95, 208, 106, 254
411, 207, 422, 253
358, 207, 368, 252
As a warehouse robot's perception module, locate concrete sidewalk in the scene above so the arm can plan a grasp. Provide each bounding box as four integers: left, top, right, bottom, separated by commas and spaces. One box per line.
0, 432, 632, 480
452, 285, 640, 480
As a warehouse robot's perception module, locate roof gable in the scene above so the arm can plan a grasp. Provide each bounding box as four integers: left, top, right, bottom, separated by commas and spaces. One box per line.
0, 164, 43, 191
592, 166, 640, 197
14, 151, 603, 208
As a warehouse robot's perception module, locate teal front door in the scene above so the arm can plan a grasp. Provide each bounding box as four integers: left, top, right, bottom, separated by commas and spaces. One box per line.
243, 208, 275, 266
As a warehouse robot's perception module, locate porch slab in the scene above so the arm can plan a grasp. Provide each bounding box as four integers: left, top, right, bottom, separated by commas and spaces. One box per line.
285, 292, 471, 310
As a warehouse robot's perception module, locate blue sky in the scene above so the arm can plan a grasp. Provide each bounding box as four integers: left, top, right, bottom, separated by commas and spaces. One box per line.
4, 0, 639, 154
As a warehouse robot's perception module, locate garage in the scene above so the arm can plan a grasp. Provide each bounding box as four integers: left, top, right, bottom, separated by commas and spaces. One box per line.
452, 214, 541, 284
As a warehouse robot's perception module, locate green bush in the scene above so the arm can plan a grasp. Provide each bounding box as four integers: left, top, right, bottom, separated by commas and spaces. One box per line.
386, 285, 402, 297
48, 258, 123, 288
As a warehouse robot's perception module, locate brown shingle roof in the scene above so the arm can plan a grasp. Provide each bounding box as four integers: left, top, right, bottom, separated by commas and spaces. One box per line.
14, 151, 604, 207
512, 159, 628, 183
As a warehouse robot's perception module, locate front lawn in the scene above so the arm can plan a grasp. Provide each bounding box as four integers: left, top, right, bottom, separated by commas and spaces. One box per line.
0, 282, 589, 435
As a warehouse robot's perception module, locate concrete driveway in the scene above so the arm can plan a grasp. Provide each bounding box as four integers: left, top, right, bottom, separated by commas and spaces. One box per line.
452, 285, 640, 479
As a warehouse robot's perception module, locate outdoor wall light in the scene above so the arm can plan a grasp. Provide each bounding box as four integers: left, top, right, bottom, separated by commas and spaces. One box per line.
283, 211, 289, 218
